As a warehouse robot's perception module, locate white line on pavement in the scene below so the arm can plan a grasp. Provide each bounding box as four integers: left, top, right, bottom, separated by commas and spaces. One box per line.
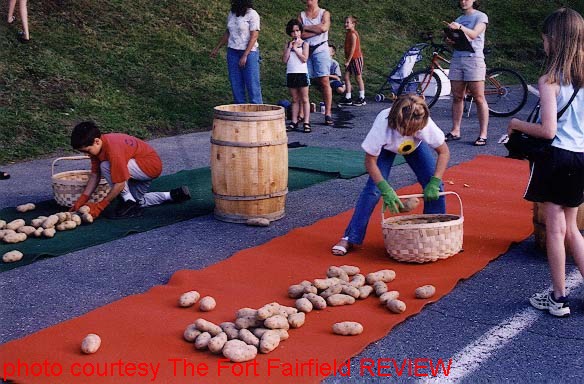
420, 269, 583, 383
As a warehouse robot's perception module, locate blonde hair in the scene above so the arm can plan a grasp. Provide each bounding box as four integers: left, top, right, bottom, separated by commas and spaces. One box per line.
388, 95, 429, 136
542, 7, 584, 88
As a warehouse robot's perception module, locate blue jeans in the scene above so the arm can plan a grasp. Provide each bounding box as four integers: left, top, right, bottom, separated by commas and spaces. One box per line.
227, 48, 263, 104
343, 143, 446, 245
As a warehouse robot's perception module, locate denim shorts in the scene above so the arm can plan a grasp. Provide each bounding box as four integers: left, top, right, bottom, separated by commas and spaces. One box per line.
448, 56, 486, 82
330, 79, 344, 89
307, 49, 331, 78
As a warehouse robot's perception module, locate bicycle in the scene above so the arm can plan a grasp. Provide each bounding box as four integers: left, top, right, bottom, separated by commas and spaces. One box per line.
397, 35, 528, 117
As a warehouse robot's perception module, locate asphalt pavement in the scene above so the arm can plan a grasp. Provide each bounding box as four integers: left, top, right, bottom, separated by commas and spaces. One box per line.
1, 95, 583, 383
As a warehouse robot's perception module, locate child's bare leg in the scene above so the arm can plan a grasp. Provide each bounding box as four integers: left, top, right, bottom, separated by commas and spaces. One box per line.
20, 0, 29, 39
290, 88, 300, 124
8, 0, 16, 22
344, 71, 352, 96
544, 202, 568, 298
565, 206, 584, 278
356, 74, 365, 93
300, 86, 310, 124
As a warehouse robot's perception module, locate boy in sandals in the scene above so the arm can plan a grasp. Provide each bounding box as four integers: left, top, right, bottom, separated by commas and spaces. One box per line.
332, 95, 450, 256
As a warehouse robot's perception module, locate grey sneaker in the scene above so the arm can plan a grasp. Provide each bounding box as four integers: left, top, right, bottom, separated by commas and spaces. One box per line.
530, 292, 570, 317
338, 97, 353, 107
354, 97, 367, 106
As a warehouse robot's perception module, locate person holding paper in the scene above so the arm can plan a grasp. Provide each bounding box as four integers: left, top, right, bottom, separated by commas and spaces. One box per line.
444, 0, 489, 147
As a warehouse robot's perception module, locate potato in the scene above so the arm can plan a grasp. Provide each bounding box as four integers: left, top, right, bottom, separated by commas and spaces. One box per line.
222, 339, 258, 363
178, 290, 200, 307
208, 332, 228, 354
3, 232, 27, 244
259, 330, 280, 353
313, 277, 341, 290
386, 299, 407, 314
6, 219, 25, 231
251, 327, 270, 339
81, 213, 94, 224
264, 315, 289, 330
0, 229, 16, 240
279, 305, 298, 317
81, 334, 101, 354
373, 281, 388, 297
78, 205, 91, 214
319, 284, 342, 299
326, 294, 356, 306
415, 285, 436, 299
183, 324, 202, 342
16, 203, 36, 213
349, 274, 366, 288
340, 285, 360, 298
235, 315, 263, 329
0, 220, 5, 229
254, 328, 288, 341
332, 322, 364, 336
303, 293, 327, 310
235, 308, 258, 318
327, 266, 349, 282
17, 226, 36, 236
399, 197, 419, 213
238, 329, 260, 347
257, 302, 281, 320
287, 312, 305, 328
42, 228, 56, 238
33, 227, 44, 238
2, 250, 23, 263
366, 269, 396, 285
56, 220, 77, 231
288, 284, 306, 299
220, 322, 240, 340
71, 214, 82, 226
194, 319, 222, 336
379, 291, 400, 304
30, 217, 47, 228
358, 285, 374, 299
56, 212, 69, 223
194, 332, 212, 350
339, 265, 360, 276
199, 296, 216, 312
295, 297, 313, 313
42, 215, 59, 229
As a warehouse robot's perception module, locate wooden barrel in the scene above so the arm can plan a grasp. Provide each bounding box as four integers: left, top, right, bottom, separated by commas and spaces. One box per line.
533, 202, 584, 251
211, 104, 288, 223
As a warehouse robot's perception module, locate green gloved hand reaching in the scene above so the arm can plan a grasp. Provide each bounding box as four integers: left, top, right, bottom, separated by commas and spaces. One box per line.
377, 180, 403, 214
423, 176, 442, 201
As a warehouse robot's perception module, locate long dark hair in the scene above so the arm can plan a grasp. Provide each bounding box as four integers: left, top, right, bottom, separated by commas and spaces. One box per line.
231, 0, 253, 17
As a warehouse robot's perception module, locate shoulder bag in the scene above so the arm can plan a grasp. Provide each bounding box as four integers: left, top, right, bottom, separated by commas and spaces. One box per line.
505, 87, 579, 160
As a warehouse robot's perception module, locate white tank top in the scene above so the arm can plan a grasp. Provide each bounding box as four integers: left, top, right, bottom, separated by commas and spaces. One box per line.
286, 42, 308, 74
300, 9, 328, 55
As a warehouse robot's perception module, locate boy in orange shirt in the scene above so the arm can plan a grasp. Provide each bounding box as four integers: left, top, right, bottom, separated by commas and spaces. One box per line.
69, 121, 190, 219
338, 15, 366, 106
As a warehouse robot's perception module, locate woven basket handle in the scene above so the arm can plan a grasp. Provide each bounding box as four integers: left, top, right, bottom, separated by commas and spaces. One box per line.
381, 191, 463, 221
51, 155, 90, 176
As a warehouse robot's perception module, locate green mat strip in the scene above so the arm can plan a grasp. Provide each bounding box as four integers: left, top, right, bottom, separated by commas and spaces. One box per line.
0, 147, 404, 272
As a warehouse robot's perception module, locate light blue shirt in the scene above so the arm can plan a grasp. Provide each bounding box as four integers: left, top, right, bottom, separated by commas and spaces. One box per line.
452, 10, 488, 59
550, 83, 584, 152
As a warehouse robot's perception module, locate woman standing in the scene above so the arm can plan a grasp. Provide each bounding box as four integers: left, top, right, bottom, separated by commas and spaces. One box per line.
7, 0, 30, 43
444, 0, 489, 146
508, 8, 584, 317
210, 0, 263, 104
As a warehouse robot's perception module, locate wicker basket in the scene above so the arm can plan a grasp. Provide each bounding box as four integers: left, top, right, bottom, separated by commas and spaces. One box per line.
382, 191, 463, 263
51, 156, 111, 207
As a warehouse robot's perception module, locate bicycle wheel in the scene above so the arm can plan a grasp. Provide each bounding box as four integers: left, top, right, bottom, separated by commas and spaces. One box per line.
485, 67, 528, 117
397, 69, 442, 108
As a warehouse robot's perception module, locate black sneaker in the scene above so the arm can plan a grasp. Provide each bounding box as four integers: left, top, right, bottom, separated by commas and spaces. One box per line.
354, 97, 367, 106
170, 186, 191, 203
338, 98, 353, 107
111, 199, 143, 219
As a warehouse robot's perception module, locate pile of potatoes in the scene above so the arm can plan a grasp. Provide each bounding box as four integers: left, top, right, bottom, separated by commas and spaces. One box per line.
1, 204, 94, 263
182, 301, 305, 362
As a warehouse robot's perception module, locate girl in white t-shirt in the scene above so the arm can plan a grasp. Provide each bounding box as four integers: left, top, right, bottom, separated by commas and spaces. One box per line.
282, 19, 311, 133
331, 95, 450, 256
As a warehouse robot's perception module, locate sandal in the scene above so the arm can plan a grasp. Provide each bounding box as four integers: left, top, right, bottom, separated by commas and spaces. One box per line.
303, 123, 312, 133
286, 122, 298, 132
7, 16, 15, 24
331, 239, 351, 256
324, 115, 333, 126
0, 171, 10, 180
473, 137, 487, 146
445, 132, 461, 142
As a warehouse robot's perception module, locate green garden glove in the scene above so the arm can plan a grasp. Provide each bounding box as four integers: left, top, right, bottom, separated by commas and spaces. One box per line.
377, 180, 403, 214
423, 176, 442, 201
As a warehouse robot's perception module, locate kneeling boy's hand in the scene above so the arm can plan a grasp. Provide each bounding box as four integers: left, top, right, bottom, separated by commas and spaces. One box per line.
86, 200, 110, 218
70, 194, 90, 212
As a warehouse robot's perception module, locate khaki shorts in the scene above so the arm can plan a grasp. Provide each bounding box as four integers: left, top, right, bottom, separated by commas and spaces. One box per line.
448, 56, 486, 82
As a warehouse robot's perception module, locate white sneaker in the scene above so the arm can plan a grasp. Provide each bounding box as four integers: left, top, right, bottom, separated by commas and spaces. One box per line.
529, 292, 570, 317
